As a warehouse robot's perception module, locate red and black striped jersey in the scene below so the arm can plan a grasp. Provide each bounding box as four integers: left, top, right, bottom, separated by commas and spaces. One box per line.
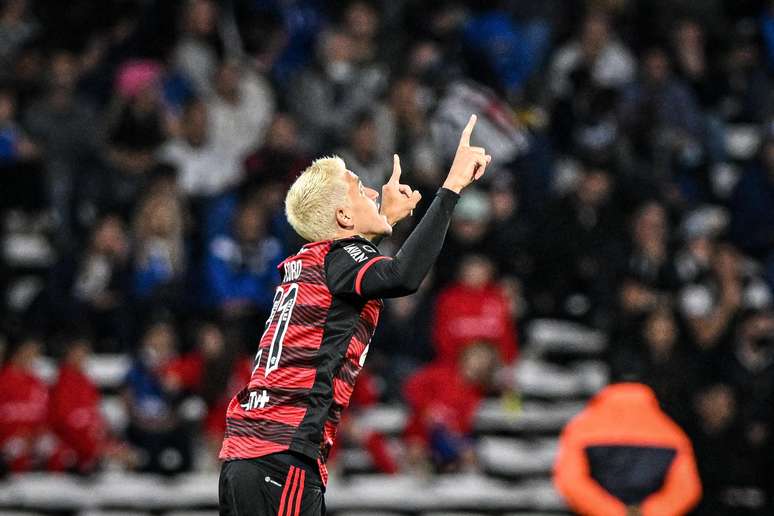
219, 236, 387, 484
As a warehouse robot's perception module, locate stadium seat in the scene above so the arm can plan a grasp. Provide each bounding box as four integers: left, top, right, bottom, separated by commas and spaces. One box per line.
478, 437, 558, 477
33, 355, 131, 389
509, 358, 608, 398
79, 511, 151, 516
474, 399, 585, 434
85, 355, 132, 390
164, 512, 218, 516
335, 512, 403, 516
525, 320, 607, 356
356, 405, 408, 435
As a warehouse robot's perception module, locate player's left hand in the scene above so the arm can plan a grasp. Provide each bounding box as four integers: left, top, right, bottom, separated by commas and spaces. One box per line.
380, 154, 422, 226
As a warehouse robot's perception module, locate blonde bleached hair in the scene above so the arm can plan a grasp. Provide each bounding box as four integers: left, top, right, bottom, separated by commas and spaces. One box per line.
285, 156, 349, 242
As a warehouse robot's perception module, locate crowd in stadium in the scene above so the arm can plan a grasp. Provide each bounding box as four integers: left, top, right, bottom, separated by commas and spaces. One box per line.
0, 0, 773, 513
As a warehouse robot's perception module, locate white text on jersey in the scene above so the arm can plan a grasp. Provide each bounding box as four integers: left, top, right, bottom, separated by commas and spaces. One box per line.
241, 390, 270, 410
283, 260, 303, 282
343, 244, 369, 263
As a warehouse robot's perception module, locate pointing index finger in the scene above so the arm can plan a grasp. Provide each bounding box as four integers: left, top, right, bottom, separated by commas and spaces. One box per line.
389, 154, 401, 184
458, 114, 477, 148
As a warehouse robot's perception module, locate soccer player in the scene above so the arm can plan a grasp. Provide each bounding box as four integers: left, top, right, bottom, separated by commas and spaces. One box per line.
219, 115, 491, 515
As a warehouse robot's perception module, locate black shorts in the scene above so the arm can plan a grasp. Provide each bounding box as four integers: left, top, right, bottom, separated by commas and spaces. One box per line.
219, 455, 325, 516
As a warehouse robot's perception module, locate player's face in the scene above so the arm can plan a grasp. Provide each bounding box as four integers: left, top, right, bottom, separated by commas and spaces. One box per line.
343, 169, 392, 237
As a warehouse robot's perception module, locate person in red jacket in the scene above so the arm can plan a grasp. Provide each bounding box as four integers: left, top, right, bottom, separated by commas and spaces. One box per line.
0, 334, 50, 472
162, 322, 252, 459
554, 382, 702, 516
47, 333, 108, 473
403, 341, 499, 472
432, 254, 518, 365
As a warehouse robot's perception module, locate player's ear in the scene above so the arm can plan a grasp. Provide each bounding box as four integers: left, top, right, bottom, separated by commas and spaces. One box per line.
336, 206, 354, 230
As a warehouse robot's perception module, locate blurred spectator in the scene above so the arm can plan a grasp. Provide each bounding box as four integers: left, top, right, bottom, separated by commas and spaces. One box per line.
373, 75, 435, 164
731, 129, 774, 279
131, 191, 187, 301
554, 382, 702, 516
714, 309, 774, 512
673, 210, 723, 287
534, 162, 625, 325
0, 87, 37, 163
0, 0, 38, 73
401, 38, 453, 89
432, 255, 517, 365
245, 0, 325, 86
619, 47, 705, 177
369, 73, 444, 211
462, 2, 549, 98
341, 0, 382, 65
10, 35, 43, 106
243, 112, 309, 188
636, 0, 726, 42
0, 334, 51, 472
435, 188, 492, 286
160, 97, 244, 197
670, 19, 722, 111
724, 310, 774, 435
404, 342, 500, 473
625, 200, 673, 292
162, 322, 251, 463
173, 0, 222, 96
123, 320, 192, 475
336, 111, 390, 188
689, 381, 773, 515
204, 194, 283, 326
548, 11, 635, 101
544, 10, 634, 162
48, 332, 110, 474
483, 178, 533, 279
615, 201, 674, 331
288, 28, 387, 151
24, 51, 100, 237
206, 60, 274, 167
679, 243, 772, 352
0, 86, 40, 211
611, 307, 696, 426
45, 214, 132, 352
106, 60, 167, 207
550, 79, 623, 160
715, 21, 773, 124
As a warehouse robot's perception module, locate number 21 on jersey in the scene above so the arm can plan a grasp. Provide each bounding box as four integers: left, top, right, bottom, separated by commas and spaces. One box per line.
252, 283, 299, 377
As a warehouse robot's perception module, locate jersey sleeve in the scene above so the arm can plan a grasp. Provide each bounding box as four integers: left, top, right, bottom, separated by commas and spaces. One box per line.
325, 188, 460, 301
325, 240, 392, 297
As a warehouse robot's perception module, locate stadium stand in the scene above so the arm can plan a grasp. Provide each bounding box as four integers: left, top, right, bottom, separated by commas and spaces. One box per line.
2, 0, 774, 514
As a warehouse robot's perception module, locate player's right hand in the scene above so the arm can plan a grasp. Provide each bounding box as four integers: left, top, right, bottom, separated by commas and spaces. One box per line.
442, 114, 492, 194
380, 154, 422, 226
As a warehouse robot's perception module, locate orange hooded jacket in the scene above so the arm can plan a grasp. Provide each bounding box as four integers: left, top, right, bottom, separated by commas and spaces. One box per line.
553, 383, 702, 516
